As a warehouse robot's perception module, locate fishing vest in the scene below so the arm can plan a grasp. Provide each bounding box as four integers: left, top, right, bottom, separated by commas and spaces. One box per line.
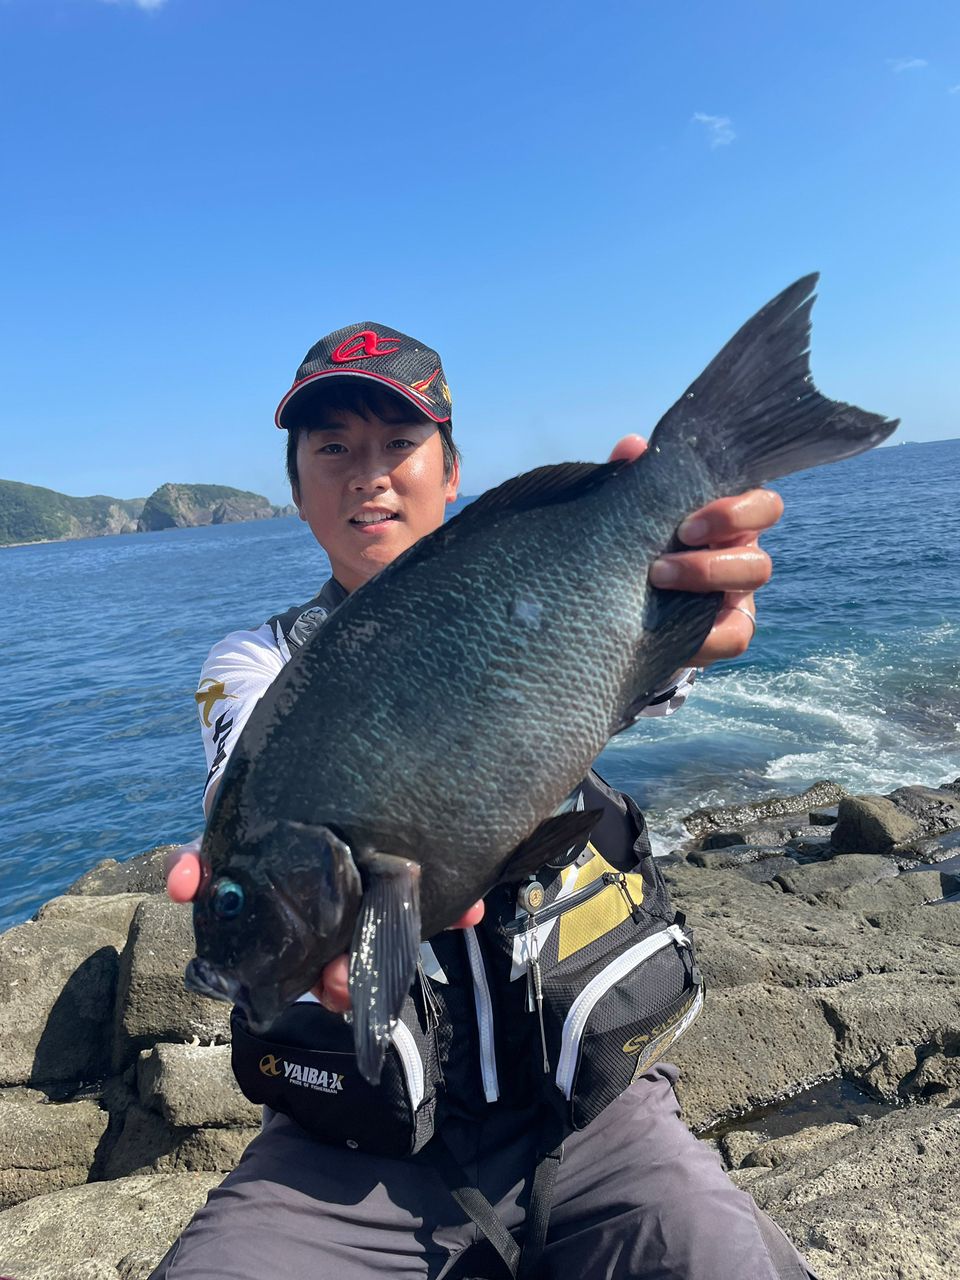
230, 587, 705, 1155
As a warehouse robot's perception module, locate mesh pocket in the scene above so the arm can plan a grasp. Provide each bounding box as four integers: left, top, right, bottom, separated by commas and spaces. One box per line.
545, 921, 703, 1129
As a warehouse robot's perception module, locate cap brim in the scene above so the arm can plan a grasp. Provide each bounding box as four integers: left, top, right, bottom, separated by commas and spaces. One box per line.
275, 368, 450, 429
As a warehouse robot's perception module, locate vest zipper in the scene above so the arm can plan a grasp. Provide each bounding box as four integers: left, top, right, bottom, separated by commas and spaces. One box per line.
503, 871, 634, 938
464, 926, 500, 1103
391, 1020, 426, 1110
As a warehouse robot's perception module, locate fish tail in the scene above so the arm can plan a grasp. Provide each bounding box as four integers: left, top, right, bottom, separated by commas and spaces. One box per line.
647, 275, 898, 486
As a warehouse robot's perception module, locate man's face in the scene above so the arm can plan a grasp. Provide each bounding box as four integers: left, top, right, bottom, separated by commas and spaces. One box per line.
293, 407, 459, 593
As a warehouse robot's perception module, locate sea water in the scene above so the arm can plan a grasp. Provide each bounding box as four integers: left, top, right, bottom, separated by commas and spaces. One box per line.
1, 439, 957, 930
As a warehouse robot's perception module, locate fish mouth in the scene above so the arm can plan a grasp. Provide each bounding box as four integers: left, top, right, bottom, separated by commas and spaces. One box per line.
184, 956, 243, 1005
184, 956, 291, 1033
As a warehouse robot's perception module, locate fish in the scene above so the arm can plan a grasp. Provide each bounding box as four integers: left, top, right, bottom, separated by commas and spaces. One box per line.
185, 274, 898, 1083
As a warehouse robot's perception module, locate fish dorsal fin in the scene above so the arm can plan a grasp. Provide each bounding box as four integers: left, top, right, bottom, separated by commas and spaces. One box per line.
457, 459, 626, 525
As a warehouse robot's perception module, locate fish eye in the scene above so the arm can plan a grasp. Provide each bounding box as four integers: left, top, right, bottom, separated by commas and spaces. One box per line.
212, 879, 245, 920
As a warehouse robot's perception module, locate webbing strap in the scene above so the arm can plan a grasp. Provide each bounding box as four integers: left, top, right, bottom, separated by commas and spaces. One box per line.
516, 1139, 563, 1279
426, 1116, 565, 1280
428, 1134, 520, 1278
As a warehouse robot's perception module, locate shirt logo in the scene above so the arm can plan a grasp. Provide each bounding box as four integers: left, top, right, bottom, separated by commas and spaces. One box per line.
195, 679, 236, 728
259, 1054, 283, 1077
331, 330, 401, 363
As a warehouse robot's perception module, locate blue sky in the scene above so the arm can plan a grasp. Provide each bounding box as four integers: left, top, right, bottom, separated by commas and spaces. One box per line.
1, 1, 957, 503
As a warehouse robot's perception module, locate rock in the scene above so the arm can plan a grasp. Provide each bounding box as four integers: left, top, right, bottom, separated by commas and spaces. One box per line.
818, 972, 960, 1074
729, 856, 799, 885
858, 1044, 919, 1102
0, 1089, 108, 1208
683, 781, 848, 840
137, 483, 273, 532
112, 900, 231, 1070
0, 1172, 220, 1278
772, 854, 899, 901
687, 845, 786, 870
68, 846, 176, 897
0, 913, 127, 1087
137, 1043, 260, 1128
736, 1107, 960, 1280
103, 1103, 257, 1178
830, 794, 919, 854
718, 1128, 764, 1169
808, 805, 839, 826
740, 1122, 858, 1168
672, 984, 837, 1130
35, 893, 146, 940
885, 784, 960, 838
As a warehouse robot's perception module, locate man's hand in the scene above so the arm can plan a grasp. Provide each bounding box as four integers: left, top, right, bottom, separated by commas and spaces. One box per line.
608, 434, 783, 666
165, 839, 485, 1013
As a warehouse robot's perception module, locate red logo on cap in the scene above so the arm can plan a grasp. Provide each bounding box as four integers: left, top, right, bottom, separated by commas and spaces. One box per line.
331, 331, 401, 363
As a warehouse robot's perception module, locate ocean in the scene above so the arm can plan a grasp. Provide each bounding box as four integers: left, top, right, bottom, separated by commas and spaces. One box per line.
1, 439, 957, 931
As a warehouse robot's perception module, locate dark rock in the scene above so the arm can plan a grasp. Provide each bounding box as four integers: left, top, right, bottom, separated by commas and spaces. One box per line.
67, 846, 176, 897
683, 781, 848, 840
830, 794, 919, 854
808, 806, 839, 826
884, 784, 960, 838
732, 856, 799, 885
688, 845, 786, 870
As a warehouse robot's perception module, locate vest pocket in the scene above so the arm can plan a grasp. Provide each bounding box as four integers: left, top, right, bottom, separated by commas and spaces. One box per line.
229, 993, 440, 1157
555, 922, 704, 1128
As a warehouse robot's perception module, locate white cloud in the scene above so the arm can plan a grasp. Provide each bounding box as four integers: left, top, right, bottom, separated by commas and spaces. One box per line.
888, 57, 928, 73
692, 112, 735, 149
949, 84, 960, 95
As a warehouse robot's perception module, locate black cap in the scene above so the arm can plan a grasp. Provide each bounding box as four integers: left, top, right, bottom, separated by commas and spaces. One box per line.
275, 322, 452, 429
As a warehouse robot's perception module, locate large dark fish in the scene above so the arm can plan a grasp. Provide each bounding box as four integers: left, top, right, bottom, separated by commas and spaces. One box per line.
186, 276, 897, 1082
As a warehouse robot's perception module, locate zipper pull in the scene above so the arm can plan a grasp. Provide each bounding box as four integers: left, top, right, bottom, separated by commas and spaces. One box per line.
614, 872, 644, 923
525, 927, 551, 1074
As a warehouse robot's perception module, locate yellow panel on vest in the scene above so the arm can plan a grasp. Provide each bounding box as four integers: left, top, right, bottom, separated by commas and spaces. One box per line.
556, 846, 646, 963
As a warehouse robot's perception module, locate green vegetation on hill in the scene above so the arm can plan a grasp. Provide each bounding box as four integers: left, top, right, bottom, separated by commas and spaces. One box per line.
0, 479, 293, 546
0, 480, 144, 546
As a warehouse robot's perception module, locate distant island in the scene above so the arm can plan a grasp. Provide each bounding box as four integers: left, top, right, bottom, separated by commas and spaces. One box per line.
0, 479, 297, 547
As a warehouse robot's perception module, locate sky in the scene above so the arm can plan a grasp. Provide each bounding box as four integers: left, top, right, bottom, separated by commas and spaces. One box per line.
0, 1, 957, 504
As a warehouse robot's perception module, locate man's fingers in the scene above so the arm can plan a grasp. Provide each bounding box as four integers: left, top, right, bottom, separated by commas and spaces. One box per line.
688, 595, 758, 665
607, 434, 648, 463
166, 847, 202, 903
677, 488, 783, 546
449, 900, 485, 929
313, 954, 351, 1013
649, 546, 772, 593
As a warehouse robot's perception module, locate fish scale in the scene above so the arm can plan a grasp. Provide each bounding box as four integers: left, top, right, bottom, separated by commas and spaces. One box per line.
187, 275, 898, 1084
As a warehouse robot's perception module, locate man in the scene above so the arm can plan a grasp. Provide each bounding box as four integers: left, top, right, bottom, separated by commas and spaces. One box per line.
156, 323, 815, 1279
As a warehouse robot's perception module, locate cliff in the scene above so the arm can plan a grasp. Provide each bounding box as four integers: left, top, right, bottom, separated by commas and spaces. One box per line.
0, 480, 296, 547
136, 483, 277, 532
0, 480, 144, 546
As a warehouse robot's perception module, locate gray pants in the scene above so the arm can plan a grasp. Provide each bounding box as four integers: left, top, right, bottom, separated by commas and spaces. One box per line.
150, 1064, 816, 1279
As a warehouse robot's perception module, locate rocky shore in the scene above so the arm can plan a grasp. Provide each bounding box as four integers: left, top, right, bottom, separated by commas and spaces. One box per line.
1, 778, 958, 1279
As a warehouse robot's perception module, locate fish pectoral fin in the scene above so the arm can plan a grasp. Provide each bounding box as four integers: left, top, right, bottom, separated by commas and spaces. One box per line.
499, 809, 603, 882
348, 852, 421, 1086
